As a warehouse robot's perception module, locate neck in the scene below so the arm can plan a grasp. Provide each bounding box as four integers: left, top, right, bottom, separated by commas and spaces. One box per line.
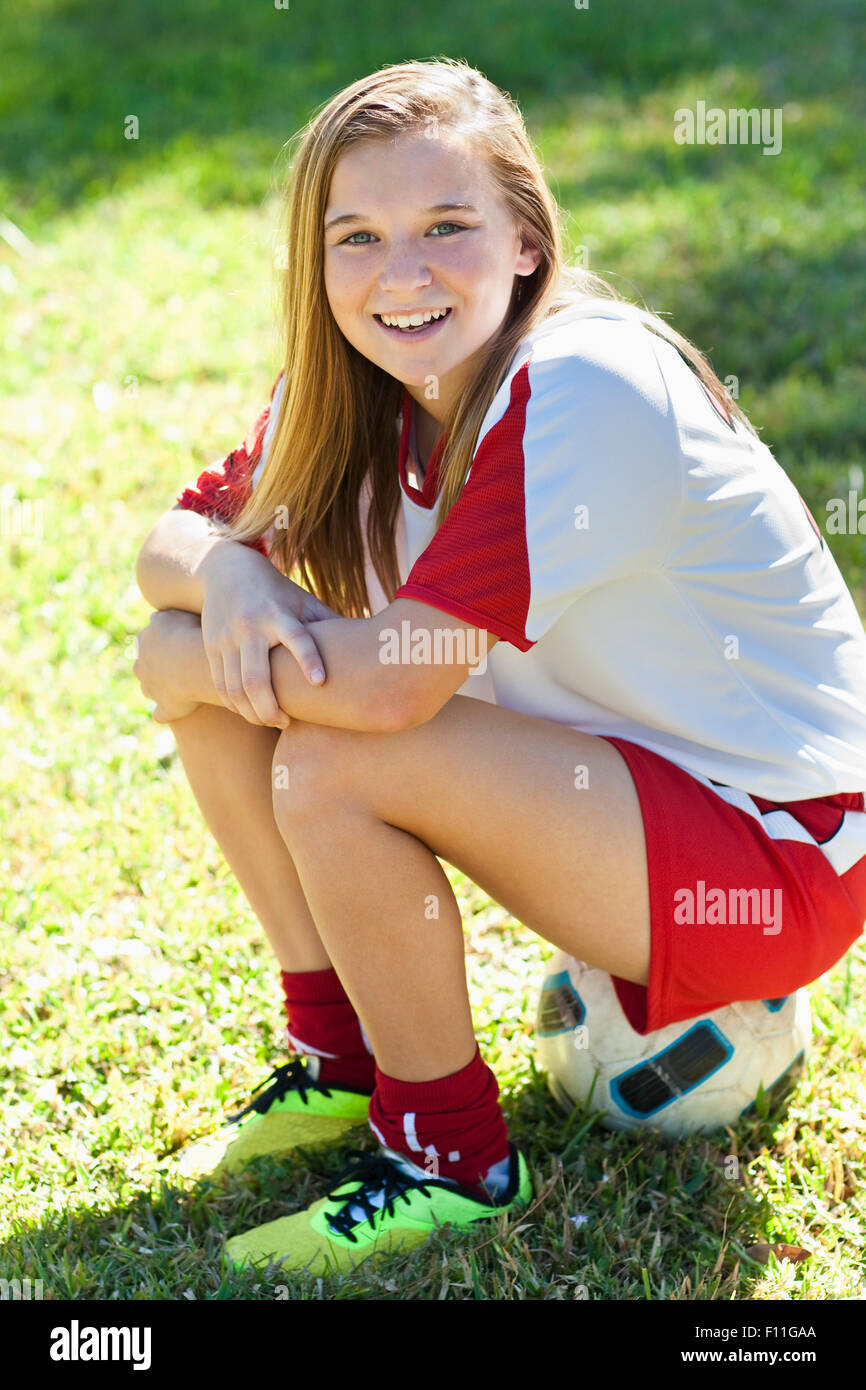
412, 397, 443, 468
404, 383, 448, 429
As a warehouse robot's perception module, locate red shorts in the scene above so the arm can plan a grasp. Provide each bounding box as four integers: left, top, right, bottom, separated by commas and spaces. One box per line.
598, 736, 866, 1035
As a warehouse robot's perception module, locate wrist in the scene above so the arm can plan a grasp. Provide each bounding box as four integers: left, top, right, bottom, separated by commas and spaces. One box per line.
153, 609, 216, 706
198, 537, 263, 590
179, 614, 221, 706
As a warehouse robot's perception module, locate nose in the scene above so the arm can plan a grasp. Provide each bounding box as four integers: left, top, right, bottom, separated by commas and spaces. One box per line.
377, 237, 434, 299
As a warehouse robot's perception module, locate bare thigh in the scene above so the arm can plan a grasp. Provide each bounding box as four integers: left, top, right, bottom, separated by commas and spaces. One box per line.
274, 693, 651, 984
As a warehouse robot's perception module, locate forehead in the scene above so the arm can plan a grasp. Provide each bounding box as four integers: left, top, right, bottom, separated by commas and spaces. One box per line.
325, 130, 499, 212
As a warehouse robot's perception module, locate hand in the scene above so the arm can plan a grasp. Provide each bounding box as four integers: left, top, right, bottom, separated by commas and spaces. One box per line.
199, 547, 340, 727
133, 610, 205, 723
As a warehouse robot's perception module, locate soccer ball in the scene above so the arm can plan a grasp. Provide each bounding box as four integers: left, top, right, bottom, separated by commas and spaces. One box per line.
535, 952, 811, 1136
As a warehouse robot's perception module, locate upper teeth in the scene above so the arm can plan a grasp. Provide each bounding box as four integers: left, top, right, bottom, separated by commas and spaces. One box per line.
379, 308, 450, 328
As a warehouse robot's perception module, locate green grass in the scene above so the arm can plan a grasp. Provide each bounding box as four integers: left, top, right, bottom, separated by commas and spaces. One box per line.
1, 0, 865, 1301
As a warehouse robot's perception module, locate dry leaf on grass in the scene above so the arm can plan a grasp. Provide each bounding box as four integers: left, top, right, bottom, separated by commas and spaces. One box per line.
744, 1243, 812, 1265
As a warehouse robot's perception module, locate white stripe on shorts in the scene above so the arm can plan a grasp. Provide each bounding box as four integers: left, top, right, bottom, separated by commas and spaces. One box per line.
683, 771, 866, 877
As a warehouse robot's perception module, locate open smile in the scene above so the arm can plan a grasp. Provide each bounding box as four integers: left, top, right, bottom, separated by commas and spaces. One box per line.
373, 307, 453, 340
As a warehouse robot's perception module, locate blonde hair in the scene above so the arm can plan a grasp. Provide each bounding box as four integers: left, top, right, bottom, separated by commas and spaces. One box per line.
226, 57, 753, 616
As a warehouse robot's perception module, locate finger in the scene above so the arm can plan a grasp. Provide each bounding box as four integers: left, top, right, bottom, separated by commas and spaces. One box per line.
221, 651, 267, 726
207, 647, 260, 724
206, 645, 229, 707
240, 638, 290, 728
275, 621, 328, 686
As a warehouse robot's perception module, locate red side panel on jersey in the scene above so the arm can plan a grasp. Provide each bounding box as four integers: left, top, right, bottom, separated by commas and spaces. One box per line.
394, 366, 535, 649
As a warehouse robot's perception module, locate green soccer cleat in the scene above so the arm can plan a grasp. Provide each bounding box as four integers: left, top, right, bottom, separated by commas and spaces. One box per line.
225, 1143, 533, 1275
172, 1058, 371, 1179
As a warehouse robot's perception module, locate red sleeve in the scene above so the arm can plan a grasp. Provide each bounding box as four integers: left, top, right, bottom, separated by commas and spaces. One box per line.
394, 366, 534, 650
175, 377, 282, 557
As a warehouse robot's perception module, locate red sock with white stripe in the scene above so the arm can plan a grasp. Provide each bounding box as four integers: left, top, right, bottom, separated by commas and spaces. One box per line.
366, 1044, 511, 1196
280, 968, 376, 1093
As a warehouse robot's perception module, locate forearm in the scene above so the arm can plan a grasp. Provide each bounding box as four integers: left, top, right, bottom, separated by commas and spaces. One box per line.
135, 508, 269, 614
182, 613, 401, 733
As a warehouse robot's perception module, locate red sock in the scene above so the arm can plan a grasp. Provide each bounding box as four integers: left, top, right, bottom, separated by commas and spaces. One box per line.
280, 967, 376, 1093
367, 1044, 511, 1195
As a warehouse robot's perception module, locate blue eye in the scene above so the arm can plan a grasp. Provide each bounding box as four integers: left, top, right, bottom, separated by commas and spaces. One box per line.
338, 222, 467, 246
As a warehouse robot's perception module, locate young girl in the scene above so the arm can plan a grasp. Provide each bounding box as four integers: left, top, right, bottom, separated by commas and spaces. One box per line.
134, 58, 866, 1276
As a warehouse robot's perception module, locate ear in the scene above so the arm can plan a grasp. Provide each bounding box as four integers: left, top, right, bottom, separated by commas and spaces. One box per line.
515, 230, 543, 278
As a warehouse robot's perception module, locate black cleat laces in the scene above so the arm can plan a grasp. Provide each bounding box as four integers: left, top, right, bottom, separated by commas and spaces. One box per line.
324, 1149, 435, 1242
226, 1058, 333, 1124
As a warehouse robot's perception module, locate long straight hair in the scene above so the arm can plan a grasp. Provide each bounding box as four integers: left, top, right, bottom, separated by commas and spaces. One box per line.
225, 58, 754, 616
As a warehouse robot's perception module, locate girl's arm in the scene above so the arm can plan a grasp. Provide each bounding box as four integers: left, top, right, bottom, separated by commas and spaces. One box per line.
137, 599, 496, 733
136, 505, 336, 622
136, 505, 252, 615
268, 598, 497, 730
135, 505, 343, 724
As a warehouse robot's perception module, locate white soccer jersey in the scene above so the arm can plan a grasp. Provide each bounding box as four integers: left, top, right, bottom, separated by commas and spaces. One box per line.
177, 301, 866, 802
390, 302, 866, 801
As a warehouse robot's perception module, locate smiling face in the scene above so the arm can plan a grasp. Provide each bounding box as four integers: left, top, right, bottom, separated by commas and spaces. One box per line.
322, 129, 541, 424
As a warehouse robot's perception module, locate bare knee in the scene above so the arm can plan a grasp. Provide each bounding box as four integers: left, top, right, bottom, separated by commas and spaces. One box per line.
271, 721, 357, 832
169, 702, 284, 758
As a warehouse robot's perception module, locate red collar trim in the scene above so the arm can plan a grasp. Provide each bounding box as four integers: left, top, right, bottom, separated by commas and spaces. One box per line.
398, 389, 446, 510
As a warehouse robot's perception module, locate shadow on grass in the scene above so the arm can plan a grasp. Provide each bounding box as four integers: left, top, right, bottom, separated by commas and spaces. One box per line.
0, 1070, 797, 1301
1, 0, 860, 222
